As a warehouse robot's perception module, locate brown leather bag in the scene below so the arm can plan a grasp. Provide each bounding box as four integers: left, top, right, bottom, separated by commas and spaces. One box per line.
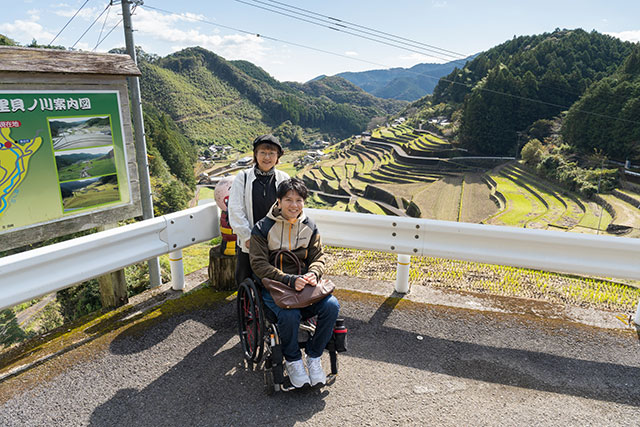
261, 249, 335, 309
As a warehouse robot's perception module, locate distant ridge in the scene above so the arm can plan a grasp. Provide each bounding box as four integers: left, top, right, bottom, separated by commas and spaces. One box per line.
326, 56, 477, 101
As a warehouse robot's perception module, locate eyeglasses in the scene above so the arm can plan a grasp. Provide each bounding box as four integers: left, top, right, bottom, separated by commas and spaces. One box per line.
257, 151, 278, 158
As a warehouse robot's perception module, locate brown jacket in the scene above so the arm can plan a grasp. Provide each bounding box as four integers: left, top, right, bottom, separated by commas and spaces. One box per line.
249, 205, 325, 288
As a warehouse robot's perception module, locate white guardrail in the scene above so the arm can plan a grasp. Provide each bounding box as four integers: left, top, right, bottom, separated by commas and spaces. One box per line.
0, 203, 219, 312
1, 206, 639, 325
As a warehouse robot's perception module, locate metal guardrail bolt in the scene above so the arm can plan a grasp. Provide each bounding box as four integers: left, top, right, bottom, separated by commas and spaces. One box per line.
414, 235, 419, 239
416, 224, 420, 229
413, 248, 418, 253
192, 237, 195, 242
391, 245, 395, 250
170, 220, 174, 224
392, 232, 396, 236
392, 222, 397, 227
173, 244, 177, 248
190, 215, 193, 219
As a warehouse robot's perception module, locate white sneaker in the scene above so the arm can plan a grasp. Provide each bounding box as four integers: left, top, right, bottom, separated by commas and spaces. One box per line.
306, 356, 326, 386
285, 359, 310, 388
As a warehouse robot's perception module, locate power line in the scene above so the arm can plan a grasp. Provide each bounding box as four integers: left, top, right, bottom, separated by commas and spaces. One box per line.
93, 2, 138, 51
95, 1, 113, 50
140, 4, 394, 69
238, 0, 596, 103
137, 4, 639, 126
234, 0, 464, 64
49, 0, 92, 46
252, 0, 468, 59
71, 2, 112, 49
93, 18, 123, 51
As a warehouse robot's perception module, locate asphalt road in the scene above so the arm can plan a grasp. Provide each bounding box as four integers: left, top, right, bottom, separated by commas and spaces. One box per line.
1, 283, 639, 426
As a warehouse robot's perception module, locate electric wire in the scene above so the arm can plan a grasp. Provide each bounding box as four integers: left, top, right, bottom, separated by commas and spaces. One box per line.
138, 4, 639, 125
93, 18, 123, 51
95, 1, 113, 50
92, 3, 139, 51
48, 0, 91, 46
234, 0, 462, 64
268, 0, 466, 58
71, 2, 112, 49
238, 0, 587, 101
247, 0, 468, 60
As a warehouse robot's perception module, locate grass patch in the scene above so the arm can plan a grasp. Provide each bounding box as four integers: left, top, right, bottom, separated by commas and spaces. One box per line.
578, 202, 612, 230
198, 186, 216, 201
159, 242, 213, 275
325, 247, 640, 312
490, 176, 545, 226
355, 198, 386, 215
278, 162, 297, 178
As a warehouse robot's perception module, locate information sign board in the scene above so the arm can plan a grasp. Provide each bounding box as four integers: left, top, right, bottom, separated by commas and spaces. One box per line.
0, 90, 131, 235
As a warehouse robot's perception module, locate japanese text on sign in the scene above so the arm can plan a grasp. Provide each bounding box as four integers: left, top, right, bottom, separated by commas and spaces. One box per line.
0, 97, 92, 113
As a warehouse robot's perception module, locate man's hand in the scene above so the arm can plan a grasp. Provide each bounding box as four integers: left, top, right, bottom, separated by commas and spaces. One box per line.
245, 240, 250, 249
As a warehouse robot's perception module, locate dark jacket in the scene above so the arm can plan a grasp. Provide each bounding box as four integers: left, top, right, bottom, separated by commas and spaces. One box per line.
249, 205, 325, 288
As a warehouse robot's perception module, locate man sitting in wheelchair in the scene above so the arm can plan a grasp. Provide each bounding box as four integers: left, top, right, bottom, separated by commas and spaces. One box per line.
250, 178, 340, 388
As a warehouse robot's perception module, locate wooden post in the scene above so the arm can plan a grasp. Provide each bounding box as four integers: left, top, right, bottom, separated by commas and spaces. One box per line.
97, 269, 128, 309
96, 224, 129, 308
208, 245, 236, 291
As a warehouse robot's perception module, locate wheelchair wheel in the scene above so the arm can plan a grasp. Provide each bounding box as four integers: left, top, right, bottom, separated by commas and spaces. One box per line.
237, 279, 265, 364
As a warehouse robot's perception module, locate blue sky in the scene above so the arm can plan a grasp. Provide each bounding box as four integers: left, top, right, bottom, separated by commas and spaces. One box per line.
3, 1, 640, 82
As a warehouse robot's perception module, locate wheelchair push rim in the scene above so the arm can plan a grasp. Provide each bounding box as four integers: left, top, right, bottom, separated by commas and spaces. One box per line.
236, 279, 265, 363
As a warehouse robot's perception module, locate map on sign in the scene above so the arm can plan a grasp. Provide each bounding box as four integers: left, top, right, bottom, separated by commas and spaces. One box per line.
0, 127, 43, 217
0, 91, 131, 235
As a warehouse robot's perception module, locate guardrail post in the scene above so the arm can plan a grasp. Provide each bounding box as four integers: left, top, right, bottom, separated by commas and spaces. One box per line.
634, 300, 640, 326
395, 254, 411, 294
169, 249, 184, 291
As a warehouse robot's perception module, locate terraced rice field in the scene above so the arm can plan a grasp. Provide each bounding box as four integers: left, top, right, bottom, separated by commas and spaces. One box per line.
487, 163, 621, 233
486, 175, 546, 227
299, 126, 636, 237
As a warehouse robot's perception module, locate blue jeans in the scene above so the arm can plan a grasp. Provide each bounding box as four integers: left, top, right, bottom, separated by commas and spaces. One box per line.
262, 290, 340, 362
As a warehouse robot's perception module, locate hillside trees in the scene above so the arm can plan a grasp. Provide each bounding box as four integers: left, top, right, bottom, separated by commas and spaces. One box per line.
143, 106, 196, 215
141, 47, 401, 143
562, 46, 640, 161
432, 29, 634, 155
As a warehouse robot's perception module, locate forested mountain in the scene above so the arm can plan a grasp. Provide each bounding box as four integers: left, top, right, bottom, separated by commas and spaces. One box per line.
139, 47, 405, 149
331, 59, 470, 101
429, 29, 636, 156
563, 46, 640, 161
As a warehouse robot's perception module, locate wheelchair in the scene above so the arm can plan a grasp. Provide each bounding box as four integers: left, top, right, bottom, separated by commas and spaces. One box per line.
236, 278, 347, 394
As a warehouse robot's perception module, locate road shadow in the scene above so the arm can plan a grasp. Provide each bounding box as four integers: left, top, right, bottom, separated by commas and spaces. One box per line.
348, 293, 640, 407
90, 299, 327, 426
90, 292, 640, 426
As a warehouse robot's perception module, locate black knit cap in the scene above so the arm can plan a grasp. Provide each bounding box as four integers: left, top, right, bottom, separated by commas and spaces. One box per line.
252, 134, 283, 156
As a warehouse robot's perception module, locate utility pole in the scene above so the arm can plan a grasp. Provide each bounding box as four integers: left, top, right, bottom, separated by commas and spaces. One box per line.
121, 0, 162, 287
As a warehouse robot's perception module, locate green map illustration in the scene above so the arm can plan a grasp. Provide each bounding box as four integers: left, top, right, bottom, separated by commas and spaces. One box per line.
0, 127, 42, 217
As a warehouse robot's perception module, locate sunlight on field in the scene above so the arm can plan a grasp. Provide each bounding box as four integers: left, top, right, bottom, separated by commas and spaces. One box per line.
325, 247, 640, 311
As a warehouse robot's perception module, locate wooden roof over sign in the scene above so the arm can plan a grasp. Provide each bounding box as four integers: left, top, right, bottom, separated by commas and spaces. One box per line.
0, 46, 141, 76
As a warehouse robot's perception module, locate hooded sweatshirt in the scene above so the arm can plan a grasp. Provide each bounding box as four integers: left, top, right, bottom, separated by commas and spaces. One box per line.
249, 204, 325, 288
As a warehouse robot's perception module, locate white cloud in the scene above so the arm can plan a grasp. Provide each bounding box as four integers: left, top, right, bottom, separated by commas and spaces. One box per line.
344, 51, 358, 57
0, 18, 55, 44
132, 8, 270, 60
432, 1, 447, 8
54, 5, 106, 20
606, 30, 640, 43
